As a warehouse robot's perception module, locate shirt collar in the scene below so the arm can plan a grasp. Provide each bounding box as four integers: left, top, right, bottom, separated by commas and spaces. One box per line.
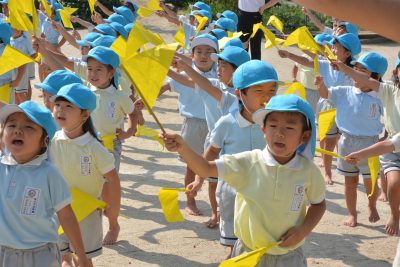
90, 84, 116, 93
262, 147, 302, 170
235, 109, 254, 128
354, 87, 380, 98
57, 130, 92, 146
1, 152, 48, 166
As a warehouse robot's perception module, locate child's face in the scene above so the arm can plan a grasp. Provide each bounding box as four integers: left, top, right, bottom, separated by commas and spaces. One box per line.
80, 46, 90, 56
354, 63, 373, 90
87, 58, 115, 88
2, 112, 44, 163
41, 90, 54, 111
53, 100, 88, 132
217, 60, 234, 85
262, 112, 311, 164
236, 82, 276, 114
332, 42, 351, 63
192, 45, 215, 72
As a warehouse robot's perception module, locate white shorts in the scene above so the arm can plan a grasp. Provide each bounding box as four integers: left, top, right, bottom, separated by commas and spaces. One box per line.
380, 151, 400, 174
0, 243, 61, 267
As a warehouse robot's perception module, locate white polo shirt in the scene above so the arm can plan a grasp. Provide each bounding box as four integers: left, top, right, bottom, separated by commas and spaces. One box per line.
238, 0, 265, 12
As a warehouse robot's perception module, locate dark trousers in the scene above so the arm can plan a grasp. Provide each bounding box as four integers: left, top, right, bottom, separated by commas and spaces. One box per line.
237, 9, 263, 60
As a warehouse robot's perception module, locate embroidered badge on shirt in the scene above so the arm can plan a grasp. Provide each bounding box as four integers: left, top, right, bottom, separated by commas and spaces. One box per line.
369, 103, 379, 119
20, 187, 41, 216
107, 101, 116, 119
290, 184, 305, 212
80, 155, 92, 176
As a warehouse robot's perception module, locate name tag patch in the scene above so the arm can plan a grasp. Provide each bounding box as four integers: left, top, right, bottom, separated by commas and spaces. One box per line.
107, 101, 116, 119
80, 155, 92, 176
20, 187, 41, 216
290, 184, 305, 212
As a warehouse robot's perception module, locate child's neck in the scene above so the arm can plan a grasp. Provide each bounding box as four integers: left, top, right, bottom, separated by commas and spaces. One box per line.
194, 62, 212, 73
12, 150, 42, 164
240, 106, 254, 123
267, 147, 296, 165
97, 82, 112, 89
64, 126, 85, 139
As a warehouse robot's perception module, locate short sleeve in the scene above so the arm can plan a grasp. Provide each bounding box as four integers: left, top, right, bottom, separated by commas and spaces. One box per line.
73, 61, 88, 81
209, 117, 229, 149
305, 163, 326, 204
92, 142, 115, 175
218, 91, 237, 114
390, 133, 400, 153
327, 86, 342, 105
379, 82, 395, 103
47, 165, 72, 212
318, 59, 331, 78
217, 151, 254, 190
118, 93, 134, 115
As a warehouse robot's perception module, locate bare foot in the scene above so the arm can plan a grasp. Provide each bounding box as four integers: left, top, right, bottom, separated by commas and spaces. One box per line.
62, 253, 74, 267
185, 205, 202, 216
344, 215, 357, 227
385, 215, 399, 236
103, 224, 120, 245
378, 192, 388, 202
368, 205, 380, 223
205, 215, 219, 228
324, 174, 334, 185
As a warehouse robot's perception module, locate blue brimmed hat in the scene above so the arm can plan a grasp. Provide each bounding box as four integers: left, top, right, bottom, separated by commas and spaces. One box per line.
94, 24, 117, 37
109, 22, 128, 39
233, 60, 280, 90
83, 46, 120, 70
338, 22, 359, 36
210, 46, 250, 68
210, 29, 228, 40
113, 6, 135, 23
124, 22, 134, 33
0, 101, 57, 139
191, 1, 211, 14
105, 13, 128, 26
328, 33, 361, 55
190, 9, 211, 25
190, 33, 219, 52
253, 94, 316, 159
223, 38, 244, 49
352, 52, 388, 76
53, 83, 97, 111
214, 18, 236, 33
314, 33, 334, 46
0, 22, 13, 45
87, 35, 116, 48
76, 32, 102, 47
218, 10, 238, 25
35, 70, 83, 95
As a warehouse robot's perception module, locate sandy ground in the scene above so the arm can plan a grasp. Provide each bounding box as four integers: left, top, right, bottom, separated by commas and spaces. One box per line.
29, 1, 400, 266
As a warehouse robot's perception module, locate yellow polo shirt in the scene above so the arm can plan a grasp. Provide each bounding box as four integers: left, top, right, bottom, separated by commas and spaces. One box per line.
90, 84, 134, 137
379, 82, 400, 137
215, 148, 325, 255
50, 130, 115, 197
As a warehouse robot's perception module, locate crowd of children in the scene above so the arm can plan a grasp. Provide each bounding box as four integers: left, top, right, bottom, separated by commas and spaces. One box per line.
0, 0, 399, 266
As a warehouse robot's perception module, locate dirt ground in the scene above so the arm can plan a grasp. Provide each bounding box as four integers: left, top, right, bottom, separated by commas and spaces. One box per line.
30, 1, 400, 266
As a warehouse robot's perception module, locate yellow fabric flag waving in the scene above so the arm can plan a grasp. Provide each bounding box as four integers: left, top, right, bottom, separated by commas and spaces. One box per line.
122, 43, 178, 110
158, 188, 186, 223
58, 9, 74, 29
0, 84, 12, 103
195, 15, 208, 33
126, 22, 165, 58
267, 15, 284, 33
281, 26, 323, 55
173, 24, 186, 49
58, 188, 106, 235
318, 108, 336, 141
8, 5, 33, 32
135, 125, 164, 147
138, 7, 155, 17
110, 36, 128, 59
283, 82, 306, 100
0, 45, 35, 76
368, 157, 380, 198
219, 243, 279, 267
88, 0, 96, 14
40, 0, 52, 17
315, 147, 344, 159
251, 23, 277, 47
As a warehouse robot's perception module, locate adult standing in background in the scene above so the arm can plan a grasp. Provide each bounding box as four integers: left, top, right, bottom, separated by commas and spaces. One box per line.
237, 0, 279, 60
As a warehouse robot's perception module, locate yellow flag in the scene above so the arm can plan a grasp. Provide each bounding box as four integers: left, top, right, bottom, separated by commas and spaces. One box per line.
251, 23, 277, 47
147, 0, 162, 11
110, 36, 127, 59
219, 243, 279, 267
314, 54, 319, 75
40, 0, 53, 18
0, 84, 12, 103
368, 157, 380, 198
8, 6, 33, 32
63, 7, 78, 15
158, 188, 186, 223
137, 7, 154, 17
283, 82, 306, 100
31, 0, 39, 35
58, 9, 74, 29
58, 187, 106, 235
318, 108, 336, 141
195, 15, 208, 33
315, 147, 344, 159
126, 22, 165, 57
267, 15, 284, 33
135, 125, 164, 147
232, 32, 243, 38
173, 24, 186, 49
281, 26, 324, 55
0, 45, 35, 76
265, 37, 284, 49
122, 43, 178, 109
88, 0, 96, 14
101, 134, 116, 151
324, 44, 337, 60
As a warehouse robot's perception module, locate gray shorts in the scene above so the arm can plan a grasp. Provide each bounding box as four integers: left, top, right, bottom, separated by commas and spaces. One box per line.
204, 132, 218, 183
0, 243, 61, 267
59, 210, 103, 259
28, 62, 35, 80
216, 180, 237, 246
111, 138, 122, 173
380, 151, 400, 174
232, 239, 307, 267
337, 133, 379, 179
305, 88, 319, 114
179, 117, 208, 161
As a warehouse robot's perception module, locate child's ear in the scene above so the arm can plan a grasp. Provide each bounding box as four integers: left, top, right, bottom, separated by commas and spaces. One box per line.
81, 110, 90, 121
234, 89, 242, 100
301, 130, 312, 144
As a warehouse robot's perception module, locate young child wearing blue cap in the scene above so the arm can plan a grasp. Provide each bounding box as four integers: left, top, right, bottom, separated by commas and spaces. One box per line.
338, 53, 400, 236
279, 32, 362, 185
0, 22, 13, 93
0, 101, 89, 267
50, 83, 121, 264
315, 52, 386, 228
161, 94, 326, 266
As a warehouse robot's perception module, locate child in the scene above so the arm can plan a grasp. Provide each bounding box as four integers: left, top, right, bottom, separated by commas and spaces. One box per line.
50, 83, 121, 266
0, 100, 89, 267
0, 22, 13, 91
341, 54, 400, 236
161, 94, 326, 266
279, 33, 361, 185
315, 52, 386, 227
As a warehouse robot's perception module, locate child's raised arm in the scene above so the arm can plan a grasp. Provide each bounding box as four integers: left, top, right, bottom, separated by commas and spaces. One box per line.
167, 68, 195, 88
314, 75, 329, 98
52, 21, 80, 50
70, 15, 95, 29
302, 7, 326, 32
95, 0, 114, 16
278, 50, 314, 68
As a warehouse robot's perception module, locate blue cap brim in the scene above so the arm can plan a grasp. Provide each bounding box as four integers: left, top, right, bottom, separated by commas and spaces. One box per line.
34, 83, 58, 95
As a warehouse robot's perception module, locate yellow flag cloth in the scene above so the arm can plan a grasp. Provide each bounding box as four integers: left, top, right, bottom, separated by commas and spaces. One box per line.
101, 134, 115, 151
138, 7, 155, 17
368, 157, 380, 198
110, 36, 127, 59
58, 9, 74, 29
58, 188, 106, 235
126, 22, 165, 57
88, 0, 96, 14
267, 15, 284, 33
324, 44, 337, 60
0, 84, 12, 103
35, 53, 42, 62
283, 82, 306, 100
232, 32, 243, 38
314, 54, 319, 75
122, 43, 178, 109
63, 7, 78, 15
173, 24, 186, 49
31, 0, 39, 35
158, 188, 186, 223
147, 0, 163, 11
9, 8, 33, 32
0, 45, 35, 76
315, 147, 344, 159
318, 108, 336, 141
135, 125, 164, 147
265, 37, 284, 49
195, 15, 208, 33
40, 0, 53, 18
251, 23, 277, 47
281, 26, 324, 55
219, 243, 279, 267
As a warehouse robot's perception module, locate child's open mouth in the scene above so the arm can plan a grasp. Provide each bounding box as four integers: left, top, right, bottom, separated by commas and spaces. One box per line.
57, 116, 66, 121
274, 142, 285, 148
12, 139, 24, 146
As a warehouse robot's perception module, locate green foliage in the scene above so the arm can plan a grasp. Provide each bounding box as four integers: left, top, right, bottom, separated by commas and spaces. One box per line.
58, 0, 122, 22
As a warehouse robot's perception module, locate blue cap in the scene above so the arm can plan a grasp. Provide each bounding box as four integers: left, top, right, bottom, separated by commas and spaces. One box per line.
52, 2, 63, 22
190, 9, 211, 24
83, 46, 120, 70
0, 101, 57, 139
338, 22, 359, 36
314, 33, 334, 46
35, 70, 83, 95
109, 22, 128, 39
219, 10, 238, 25
214, 18, 237, 33
0, 22, 13, 45
0, 0, 8, 4
223, 38, 244, 49
233, 60, 279, 90
192, 1, 211, 14
76, 32, 102, 47
105, 13, 128, 26
252, 94, 316, 159
124, 0, 138, 12
113, 6, 135, 23
87, 35, 116, 48
329, 33, 361, 55
396, 57, 400, 69
124, 22, 134, 33
210, 29, 228, 40
190, 33, 219, 52
352, 52, 388, 76
94, 24, 117, 37
54, 83, 97, 111
211, 46, 250, 68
